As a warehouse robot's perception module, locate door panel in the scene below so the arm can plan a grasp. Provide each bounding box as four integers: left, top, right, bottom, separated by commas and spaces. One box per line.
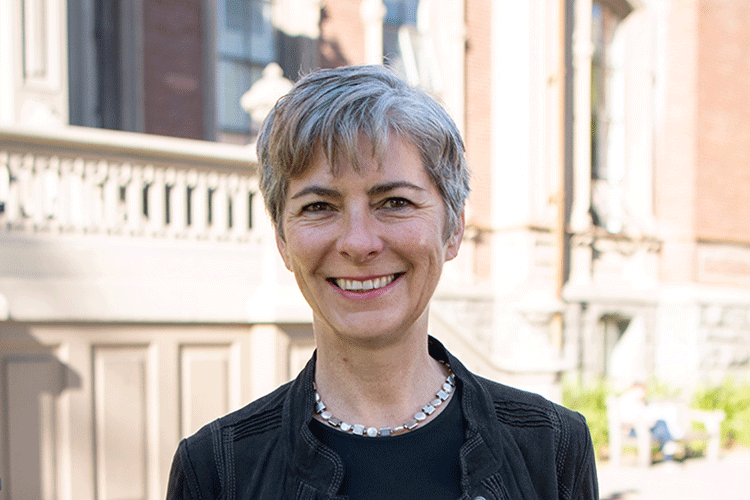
93, 345, 150, 500
4, 356, 62, 500
179, 344, 236, 437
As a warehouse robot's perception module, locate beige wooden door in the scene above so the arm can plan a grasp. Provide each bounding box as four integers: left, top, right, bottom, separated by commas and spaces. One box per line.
0, 323, 314, 500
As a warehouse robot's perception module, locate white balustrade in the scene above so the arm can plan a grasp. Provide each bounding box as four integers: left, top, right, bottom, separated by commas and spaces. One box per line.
0, 140, 258, 242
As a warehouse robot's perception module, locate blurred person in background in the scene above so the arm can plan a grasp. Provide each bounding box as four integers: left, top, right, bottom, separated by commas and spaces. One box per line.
619, 382, 683, 462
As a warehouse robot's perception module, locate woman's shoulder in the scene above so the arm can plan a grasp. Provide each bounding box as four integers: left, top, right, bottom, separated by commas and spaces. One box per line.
472, 377, 598, 498
168, 381, 296, 500
185, 379, 294, 448
475, 375, 590, 437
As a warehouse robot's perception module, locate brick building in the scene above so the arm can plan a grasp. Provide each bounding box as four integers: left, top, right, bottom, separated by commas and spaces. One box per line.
2, 1, 750, 498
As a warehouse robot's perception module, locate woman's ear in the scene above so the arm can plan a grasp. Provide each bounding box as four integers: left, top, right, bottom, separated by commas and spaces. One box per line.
445, 210, 465, 262
275, 230, 292, 271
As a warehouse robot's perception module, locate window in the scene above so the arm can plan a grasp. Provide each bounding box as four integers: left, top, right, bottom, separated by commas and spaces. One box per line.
590, 2, 626, 234
68, 0, 132, 130
382, 0, 419, 74
216, 0, 275, 138
381, 0, 441, 94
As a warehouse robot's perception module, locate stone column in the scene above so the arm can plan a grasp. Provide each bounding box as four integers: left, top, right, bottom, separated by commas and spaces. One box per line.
567, 0, 594, 288
360, 0, 386, 65
1, 0, 69, 127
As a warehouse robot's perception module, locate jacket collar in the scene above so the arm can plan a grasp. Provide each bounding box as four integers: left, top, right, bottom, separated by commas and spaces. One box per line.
282, 336, 509, 497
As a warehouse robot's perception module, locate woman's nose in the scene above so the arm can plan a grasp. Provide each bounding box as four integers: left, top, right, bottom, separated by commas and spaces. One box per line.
336, 209, 384, 262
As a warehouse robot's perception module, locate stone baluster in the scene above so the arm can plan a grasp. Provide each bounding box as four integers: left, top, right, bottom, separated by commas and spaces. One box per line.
152, 167, 167, 233
79, 158, 94, 231
164, 168, 175, 229
30, 156, 47, 226
213, 174, 229, 237
0, 152, 10, 223
82, 161, 94, 230
191, 170, 208, 236
186, 169, 198, 234
231, 175, 250, 238
94, 161, 110, 231
43, 156, 61, 230
175, 170, 189, 234
142, 165, 153, 227
165, 168, 187, 234
18, 154, 36, 220
251, 179, 267, 237
57, 158, 72, 229
58, 157, 81, 232
124, 163, 144, 233
82, 161, 102, 231
118, 163, 133, 232
60, 158, 84, 231
102, 162, 120, 232
143, 166, 161, 234
206, 172, 219, 236
227, 174, 241, 237
4, 155, 22, 224
244, 177, 256, 234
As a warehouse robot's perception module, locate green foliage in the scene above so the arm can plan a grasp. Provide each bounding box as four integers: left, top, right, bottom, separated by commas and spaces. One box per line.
563, 379, 610, 457
692, 379, 750, 448
563, 378, 750, 457
645, 379, 680, 400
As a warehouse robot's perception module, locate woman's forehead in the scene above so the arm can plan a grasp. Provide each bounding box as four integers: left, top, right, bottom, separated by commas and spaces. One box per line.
304, 132, 421, 178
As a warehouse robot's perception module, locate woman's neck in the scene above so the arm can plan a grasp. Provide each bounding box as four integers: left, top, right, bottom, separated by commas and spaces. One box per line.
312, 330, 449, 430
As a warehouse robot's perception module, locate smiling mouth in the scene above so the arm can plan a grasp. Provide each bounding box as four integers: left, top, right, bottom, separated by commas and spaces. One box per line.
329, 273, 403, 292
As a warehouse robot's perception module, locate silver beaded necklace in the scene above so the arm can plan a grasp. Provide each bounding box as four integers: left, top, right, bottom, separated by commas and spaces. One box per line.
314, 368, 456, 437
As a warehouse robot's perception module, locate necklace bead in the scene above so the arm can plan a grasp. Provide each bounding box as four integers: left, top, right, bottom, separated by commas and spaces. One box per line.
314, 365, 455, 437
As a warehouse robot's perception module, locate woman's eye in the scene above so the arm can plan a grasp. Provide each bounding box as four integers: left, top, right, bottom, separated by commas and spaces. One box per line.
301, 201, 332, 213
382, 198, 412, 209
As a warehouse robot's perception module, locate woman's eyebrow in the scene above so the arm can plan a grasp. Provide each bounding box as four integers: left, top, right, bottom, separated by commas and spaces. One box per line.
367, 181, 426, 197
290, 186, 342, 200
290, 181, 425, 200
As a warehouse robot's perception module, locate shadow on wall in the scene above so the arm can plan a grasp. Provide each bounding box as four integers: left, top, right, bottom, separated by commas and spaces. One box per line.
0, 324, 82, 498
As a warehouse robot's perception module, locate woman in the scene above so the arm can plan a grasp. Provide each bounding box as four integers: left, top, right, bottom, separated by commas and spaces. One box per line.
167, 65, 598, 500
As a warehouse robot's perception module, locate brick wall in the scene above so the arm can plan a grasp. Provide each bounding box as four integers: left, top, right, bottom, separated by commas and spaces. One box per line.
696, 0, 750, 244
143, 0, 205, 139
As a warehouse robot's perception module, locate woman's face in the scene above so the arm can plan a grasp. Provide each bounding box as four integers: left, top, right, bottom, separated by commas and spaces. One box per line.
276, 135, 464, 346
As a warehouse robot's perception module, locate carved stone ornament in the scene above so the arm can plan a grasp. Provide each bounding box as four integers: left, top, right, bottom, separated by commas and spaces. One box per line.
240, 63, 293, 125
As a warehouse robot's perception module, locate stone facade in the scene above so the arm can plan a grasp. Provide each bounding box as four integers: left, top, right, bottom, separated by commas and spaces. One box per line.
565, 0, 750, 389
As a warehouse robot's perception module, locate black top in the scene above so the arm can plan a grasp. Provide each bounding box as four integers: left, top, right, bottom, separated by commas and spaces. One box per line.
309, 390, 464, 500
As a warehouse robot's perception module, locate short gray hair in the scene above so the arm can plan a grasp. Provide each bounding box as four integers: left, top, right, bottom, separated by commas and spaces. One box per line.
256, 65, 470, 238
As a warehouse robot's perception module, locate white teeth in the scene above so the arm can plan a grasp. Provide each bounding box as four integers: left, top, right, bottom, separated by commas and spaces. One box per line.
335, 274, 397, 292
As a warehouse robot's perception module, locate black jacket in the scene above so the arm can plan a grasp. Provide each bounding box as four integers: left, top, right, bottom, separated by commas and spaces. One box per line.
167, 337, 598, 500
